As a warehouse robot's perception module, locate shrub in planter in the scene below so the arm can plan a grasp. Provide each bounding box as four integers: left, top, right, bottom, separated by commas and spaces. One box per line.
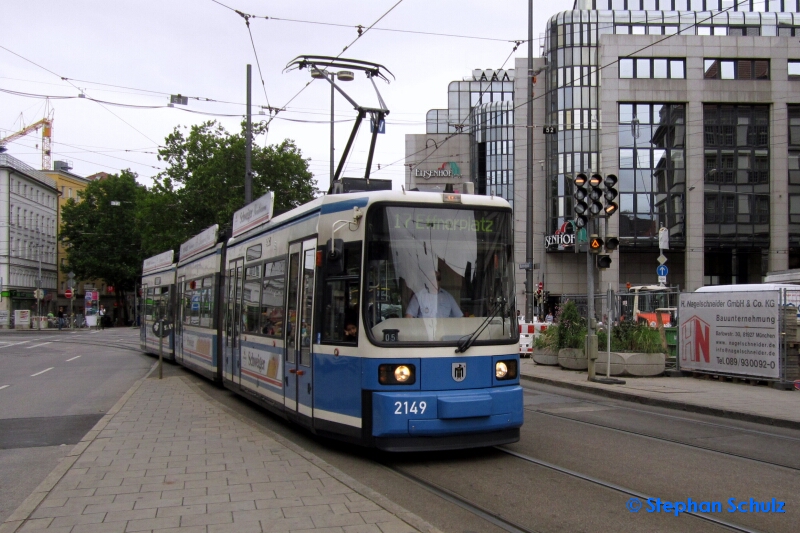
597, 321, 664, 353
553, 301, 589, 370
554, 300, 586, 350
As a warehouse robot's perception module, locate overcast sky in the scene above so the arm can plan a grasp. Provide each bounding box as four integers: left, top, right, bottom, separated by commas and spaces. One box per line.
1, 0, 574, 193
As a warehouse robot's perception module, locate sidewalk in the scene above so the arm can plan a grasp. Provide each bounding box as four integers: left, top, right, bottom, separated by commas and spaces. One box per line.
520, 358, 800, 429
0, 365, 436, 533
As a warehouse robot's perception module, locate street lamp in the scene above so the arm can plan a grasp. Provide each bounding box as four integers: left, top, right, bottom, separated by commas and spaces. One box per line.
311, 69, 354, 186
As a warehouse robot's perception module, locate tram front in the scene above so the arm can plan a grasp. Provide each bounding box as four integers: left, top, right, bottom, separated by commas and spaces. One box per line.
363, 198, 522, 451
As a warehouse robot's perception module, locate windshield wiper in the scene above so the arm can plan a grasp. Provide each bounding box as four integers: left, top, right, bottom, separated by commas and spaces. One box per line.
455, 297, 506, 354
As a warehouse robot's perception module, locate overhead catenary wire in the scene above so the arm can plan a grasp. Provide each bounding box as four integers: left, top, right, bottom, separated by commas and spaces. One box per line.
209, 0, 528, 44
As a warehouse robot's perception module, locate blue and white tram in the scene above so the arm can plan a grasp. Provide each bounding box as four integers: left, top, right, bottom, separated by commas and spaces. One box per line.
221, 189, 523, 451
140, 249, 177, 360
175, 225, 226, 382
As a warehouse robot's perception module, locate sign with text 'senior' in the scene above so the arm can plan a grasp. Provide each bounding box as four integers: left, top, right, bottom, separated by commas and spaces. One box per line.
179, 224, 219, 261
678, 291, 780, 379
233, 192, 274, 237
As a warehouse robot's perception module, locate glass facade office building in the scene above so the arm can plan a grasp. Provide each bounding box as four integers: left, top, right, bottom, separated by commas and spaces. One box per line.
541, 0, 800, 292
419, 70, 516, 203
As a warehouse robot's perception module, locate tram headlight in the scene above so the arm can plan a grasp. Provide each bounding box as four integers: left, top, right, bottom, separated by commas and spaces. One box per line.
378, 364, 416, 385
495, 359, 518, 380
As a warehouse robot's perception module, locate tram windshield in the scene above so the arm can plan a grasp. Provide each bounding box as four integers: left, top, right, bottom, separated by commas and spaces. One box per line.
365, 205, 516, 346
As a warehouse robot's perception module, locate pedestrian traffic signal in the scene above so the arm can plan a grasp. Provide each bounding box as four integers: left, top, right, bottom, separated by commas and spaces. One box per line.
605, 235, 620, 252
573, 173, 589, 228
589, 234, 603, 254
597, 255, 612, 269
604, 173, 619, 216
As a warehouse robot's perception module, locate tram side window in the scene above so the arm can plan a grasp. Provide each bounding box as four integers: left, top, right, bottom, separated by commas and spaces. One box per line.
321, 243, 362, 343
145, 288, 154, 319
260, 260, 285, 337
184, 281, 199, 326
152, 286, 170, 322
243, 265, 261, 334
200, 276, 214, 328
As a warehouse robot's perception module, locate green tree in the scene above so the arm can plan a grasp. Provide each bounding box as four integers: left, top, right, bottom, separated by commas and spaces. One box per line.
59, 170, 146, 320
143, 121, 317, 253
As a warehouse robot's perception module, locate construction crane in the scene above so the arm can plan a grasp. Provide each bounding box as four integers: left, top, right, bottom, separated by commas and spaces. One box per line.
0, 101, 54, 170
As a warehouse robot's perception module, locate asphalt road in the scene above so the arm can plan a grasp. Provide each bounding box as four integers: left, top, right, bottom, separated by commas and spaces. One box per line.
0, 328, 153, 524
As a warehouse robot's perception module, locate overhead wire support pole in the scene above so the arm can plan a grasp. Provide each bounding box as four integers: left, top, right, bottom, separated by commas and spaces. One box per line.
526, 0, 534, 323
245, 64, 253, 205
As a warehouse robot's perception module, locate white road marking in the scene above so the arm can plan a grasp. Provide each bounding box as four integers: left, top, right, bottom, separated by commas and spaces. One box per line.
26, 342, 52, 349
65, 356, 81, 362
0, 341, 32, 348
30, 367, 54, 377
0, 385, 8, 391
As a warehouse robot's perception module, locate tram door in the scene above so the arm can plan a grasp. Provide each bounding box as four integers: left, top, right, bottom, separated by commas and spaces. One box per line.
285, 239, 316, 417
224, 259, 244, 385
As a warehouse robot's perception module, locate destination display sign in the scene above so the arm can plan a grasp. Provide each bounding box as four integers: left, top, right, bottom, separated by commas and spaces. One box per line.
180, 224, 219, 261
679, 291, 780, 379
143, 250, 175, 274
233, 192, 274, 237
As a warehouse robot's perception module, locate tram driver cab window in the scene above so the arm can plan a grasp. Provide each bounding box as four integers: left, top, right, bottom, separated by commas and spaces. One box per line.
321, 242, 362, 343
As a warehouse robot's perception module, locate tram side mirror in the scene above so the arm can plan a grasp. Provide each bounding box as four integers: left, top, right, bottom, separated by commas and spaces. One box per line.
327, 238, 344, 275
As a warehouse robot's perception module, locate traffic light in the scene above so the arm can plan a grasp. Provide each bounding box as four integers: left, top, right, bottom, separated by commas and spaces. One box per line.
588, 234, 604, 254
573, 173, 589, 229
589, 173, 604, 216
605, 235, 619, 252
604, 173, 619, 216
597, 255, 612, 269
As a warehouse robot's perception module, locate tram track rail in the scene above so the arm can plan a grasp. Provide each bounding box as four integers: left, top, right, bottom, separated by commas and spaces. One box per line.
526, 407, 800, 473
496, 446, 767, 533
521, 382, 800, 443
377, 460, 541, 533
379, 443, 769, 533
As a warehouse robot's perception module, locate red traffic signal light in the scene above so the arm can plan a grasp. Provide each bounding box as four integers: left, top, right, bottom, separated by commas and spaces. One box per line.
538, 281, 544, 291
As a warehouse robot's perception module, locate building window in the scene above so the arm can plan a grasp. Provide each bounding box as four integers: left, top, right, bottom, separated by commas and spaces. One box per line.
704, 59, 769, 80
703, 104, 770, 247
617, 103, 686, 247
789, 61, 800, 80
619, 58, 685, 79
728, 26, 761, 36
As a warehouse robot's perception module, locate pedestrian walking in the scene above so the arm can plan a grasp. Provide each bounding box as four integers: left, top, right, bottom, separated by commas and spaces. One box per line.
98, 305, 106, 330
57, 306, 64, 331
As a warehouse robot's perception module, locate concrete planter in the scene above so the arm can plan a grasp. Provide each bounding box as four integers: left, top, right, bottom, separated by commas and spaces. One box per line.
594, 351, 665, 377
532, 348, 559, 365
558, 347, 587, 370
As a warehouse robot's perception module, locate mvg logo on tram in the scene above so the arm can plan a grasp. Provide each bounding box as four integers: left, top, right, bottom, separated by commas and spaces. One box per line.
681, 316, 710, 363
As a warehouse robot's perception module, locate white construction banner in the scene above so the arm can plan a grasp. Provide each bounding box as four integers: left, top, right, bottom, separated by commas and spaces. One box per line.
679, 291, 780, 379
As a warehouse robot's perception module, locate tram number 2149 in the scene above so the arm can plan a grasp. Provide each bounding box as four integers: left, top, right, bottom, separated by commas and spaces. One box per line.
394, 401, 427, 415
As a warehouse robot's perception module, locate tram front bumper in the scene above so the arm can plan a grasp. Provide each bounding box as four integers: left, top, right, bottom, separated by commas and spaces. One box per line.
371, 386, 523, 437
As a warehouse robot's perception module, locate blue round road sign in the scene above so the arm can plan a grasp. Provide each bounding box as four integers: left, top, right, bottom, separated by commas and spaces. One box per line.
656, 265, 668, 276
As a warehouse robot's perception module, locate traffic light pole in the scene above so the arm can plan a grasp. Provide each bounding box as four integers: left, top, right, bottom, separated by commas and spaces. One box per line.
587, 218, 597, 380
